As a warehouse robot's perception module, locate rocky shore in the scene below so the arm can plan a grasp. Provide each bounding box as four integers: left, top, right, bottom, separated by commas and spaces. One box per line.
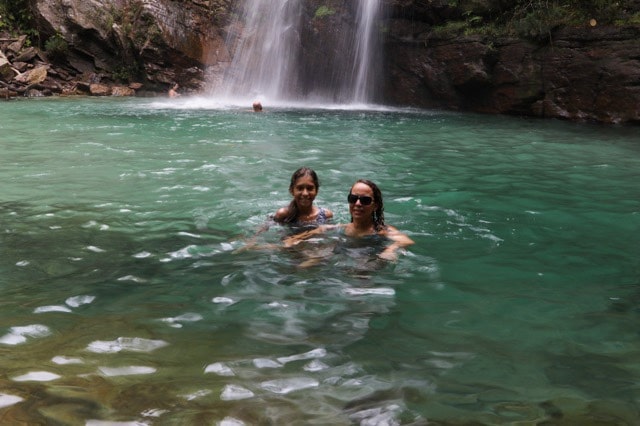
0, 33, 145, 98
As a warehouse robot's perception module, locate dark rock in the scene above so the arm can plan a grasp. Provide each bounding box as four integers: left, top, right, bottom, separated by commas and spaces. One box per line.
14, 47, 38, 62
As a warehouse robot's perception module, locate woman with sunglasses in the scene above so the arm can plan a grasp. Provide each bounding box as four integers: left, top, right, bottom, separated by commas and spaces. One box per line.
343, 179, 414, 261
285, 179, 413, 262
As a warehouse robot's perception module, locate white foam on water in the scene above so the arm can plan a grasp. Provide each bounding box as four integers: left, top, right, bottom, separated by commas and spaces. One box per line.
219, 417, 246, 426
252, 358, 283, 369
86, 245, 106, 253
86, 420, 149, 426
260, 377, 319, 394
98, 366, 157, 376
204, 362, 235, 376
303, 359, 329, 372
141, 408, 168, 417
344, 287, 395, 296
66, 295, 96, 307
0, 393, 24, 408
87, 337, 168, 353
220, 384, 255, 401
0, 324, 51, 345
12, 371, 61, 382
180, 389, 212, 401
212, 297, 236, 305
34, 305, 73, 313
133, 251, 153, 258
52, 355, 84, 365
277, 348, 327, 364
160, 312, 203, 328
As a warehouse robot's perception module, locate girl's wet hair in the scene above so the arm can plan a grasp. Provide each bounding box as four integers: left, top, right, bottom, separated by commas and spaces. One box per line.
282, 167, 320, 224
352, 179, 385, 231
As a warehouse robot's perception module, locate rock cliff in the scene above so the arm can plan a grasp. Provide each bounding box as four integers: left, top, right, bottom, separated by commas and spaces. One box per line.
1, 0, 639, 123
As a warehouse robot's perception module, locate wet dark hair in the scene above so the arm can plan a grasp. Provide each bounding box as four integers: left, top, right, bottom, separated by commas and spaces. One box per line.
351, 179, 385, 231
282, 167, 320, 224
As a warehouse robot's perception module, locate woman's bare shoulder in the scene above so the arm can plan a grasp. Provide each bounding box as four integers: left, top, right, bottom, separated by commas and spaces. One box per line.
273, 207, 289, 222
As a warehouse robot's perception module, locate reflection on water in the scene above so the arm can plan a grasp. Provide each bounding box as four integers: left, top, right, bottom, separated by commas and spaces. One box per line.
0, 98, 639, 424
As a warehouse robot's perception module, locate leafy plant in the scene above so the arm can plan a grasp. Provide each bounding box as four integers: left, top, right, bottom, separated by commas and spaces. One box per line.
0, 0, 38, 39
314, 6, 335, 19
44, 33, 68, 61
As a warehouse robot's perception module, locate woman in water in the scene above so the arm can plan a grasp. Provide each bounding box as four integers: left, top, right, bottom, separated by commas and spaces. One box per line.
272, 167, 333, 229
285, 179, 414, 262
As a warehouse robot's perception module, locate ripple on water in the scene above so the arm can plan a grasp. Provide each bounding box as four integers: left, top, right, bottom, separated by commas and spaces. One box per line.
0, 393, 24, 409
0, 324, 51, 345
13, 371, 61, 382
204, 362, 235, 376
98, 366, 157, 376
220, 384, 255, 401
260, 377, 320, 394
86, 337, 168, 353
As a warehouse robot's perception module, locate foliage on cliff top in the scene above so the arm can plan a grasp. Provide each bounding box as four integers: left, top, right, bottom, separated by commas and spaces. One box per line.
430, 0, 640, 41
0, 0, 37, 38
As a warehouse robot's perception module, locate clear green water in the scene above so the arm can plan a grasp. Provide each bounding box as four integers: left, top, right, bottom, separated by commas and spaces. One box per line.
1, 97, 639, 424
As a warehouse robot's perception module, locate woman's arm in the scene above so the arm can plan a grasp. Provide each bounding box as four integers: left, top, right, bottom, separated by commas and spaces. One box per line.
378, 225, 414, 261
282, 224, 341, 247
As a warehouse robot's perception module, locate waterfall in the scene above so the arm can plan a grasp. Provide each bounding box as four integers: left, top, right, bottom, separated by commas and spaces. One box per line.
212, 0, 383, 106
351, 1, 382, 103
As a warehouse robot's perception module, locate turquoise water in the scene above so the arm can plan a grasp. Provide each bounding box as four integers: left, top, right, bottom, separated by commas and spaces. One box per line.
1, 97, 639, 424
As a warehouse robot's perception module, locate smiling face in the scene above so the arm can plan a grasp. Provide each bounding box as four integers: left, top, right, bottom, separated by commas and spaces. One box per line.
290, 174, 318, 210
348, 181, 376, 225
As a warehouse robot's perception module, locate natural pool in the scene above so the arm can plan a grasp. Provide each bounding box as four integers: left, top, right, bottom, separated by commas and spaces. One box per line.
1, 97, 639, 424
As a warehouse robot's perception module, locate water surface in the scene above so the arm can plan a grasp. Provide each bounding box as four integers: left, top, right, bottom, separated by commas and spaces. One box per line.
1, 97, 639, 424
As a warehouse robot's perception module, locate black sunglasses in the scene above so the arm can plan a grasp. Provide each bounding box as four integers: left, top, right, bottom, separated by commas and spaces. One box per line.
347, 193, 373, 206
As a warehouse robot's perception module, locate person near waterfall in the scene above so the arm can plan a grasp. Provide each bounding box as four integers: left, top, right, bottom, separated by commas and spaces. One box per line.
168, 83, 180, 98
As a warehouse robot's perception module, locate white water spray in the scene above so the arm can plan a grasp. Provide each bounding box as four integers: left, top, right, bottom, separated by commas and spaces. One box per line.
212, 0, 383, 106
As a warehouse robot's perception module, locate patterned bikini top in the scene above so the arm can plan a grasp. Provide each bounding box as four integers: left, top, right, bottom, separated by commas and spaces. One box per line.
291, 207, 329, 229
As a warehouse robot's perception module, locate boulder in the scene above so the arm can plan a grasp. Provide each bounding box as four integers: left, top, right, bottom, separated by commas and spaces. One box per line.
89, 83, 111, 96
14, 66, 48, 85
7, 35, 28, 53
14, 47, 38, 63
111, 86, 135, 96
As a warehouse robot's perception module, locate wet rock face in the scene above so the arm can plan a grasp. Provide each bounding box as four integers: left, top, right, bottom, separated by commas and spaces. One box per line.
27, 0, 232, 93
384, 19, 640, 123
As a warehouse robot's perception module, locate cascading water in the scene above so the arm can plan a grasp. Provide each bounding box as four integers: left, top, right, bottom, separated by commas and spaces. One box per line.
212, 0, 383, 106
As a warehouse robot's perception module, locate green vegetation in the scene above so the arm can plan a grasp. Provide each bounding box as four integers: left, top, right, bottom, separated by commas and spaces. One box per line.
44, 33, 68, 62
0, 0, 37, 40
314, 5, 335, 19
430, 0, 640, 43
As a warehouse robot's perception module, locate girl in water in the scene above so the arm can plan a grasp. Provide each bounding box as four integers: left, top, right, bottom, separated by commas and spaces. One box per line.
285, 179, 414, 262
272, 167, 333, 229
237, 168, 333, 252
